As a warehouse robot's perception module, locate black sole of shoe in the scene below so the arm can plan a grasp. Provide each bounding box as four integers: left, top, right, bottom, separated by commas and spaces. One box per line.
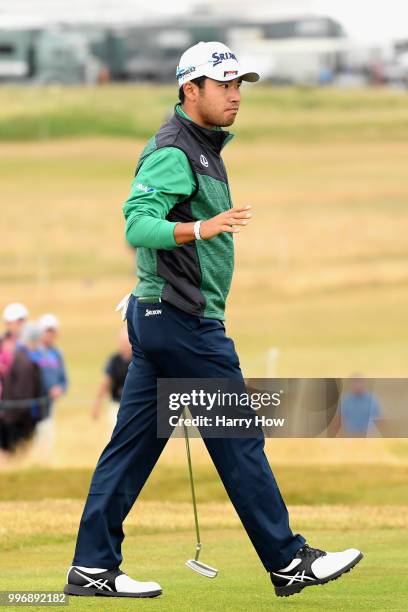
274, 552, 364, 597
63, 584, 162, 598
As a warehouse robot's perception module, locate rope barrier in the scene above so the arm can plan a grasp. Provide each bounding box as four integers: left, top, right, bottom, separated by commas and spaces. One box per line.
0, 396, 50, 410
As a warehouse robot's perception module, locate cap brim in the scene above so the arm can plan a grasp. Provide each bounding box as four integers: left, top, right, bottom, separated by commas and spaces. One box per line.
239, 71, 260, 83
204, 68, 260, 83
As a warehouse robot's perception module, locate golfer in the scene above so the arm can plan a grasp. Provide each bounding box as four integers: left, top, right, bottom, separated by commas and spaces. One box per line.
65, 41, 362, 599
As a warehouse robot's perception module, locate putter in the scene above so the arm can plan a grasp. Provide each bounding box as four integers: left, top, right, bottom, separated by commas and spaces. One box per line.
183, 415, 218, 578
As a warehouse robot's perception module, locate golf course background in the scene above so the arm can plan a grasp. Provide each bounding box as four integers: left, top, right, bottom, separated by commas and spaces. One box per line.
1, 85, 407, 609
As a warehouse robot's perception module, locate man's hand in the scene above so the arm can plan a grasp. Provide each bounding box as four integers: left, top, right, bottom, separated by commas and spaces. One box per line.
174, 205, 252, 245
49, 385, 64, 401
91, 405, 101, 421
200, 205, 252, 240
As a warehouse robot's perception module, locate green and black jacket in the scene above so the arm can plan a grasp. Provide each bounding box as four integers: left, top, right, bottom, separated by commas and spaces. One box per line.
123, 104, 235, 320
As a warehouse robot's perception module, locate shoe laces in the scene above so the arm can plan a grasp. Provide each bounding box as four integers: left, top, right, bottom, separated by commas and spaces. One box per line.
298, 543, 326, 559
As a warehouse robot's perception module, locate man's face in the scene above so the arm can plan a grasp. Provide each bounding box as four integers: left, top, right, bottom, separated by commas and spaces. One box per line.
193, 78, 242, 127
351, 377, 366, 396
42, 328, 57, 346
6, 318, 26, 337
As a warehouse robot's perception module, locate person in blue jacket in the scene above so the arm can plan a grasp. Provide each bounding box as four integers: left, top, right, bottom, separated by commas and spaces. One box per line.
31, 313, 68, 457
37, 313, 68, 416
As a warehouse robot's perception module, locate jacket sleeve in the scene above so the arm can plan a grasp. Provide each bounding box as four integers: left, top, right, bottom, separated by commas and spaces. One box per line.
123, 146, 196, 250
56, 349, 68, 391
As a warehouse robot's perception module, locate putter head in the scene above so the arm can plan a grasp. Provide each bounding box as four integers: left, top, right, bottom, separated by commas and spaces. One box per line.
185, 559, 218, 578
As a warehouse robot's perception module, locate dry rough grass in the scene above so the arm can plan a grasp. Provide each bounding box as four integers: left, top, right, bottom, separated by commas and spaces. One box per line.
1, 500, 406, 541
5, 429, 408, 470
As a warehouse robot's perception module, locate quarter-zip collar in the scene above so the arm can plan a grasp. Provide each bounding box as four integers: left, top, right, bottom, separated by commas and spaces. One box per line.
174, 103, 234, 154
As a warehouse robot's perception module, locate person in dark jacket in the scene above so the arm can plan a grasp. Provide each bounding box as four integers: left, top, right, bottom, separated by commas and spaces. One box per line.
91, 329, 131, 430
0, 319, 44, 454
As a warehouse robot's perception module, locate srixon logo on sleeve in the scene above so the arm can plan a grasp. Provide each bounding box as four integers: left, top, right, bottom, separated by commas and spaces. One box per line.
212, 51, 237, 66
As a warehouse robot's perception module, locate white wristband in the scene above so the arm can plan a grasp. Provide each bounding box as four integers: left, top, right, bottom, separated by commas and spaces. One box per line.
194, 220, 203, 241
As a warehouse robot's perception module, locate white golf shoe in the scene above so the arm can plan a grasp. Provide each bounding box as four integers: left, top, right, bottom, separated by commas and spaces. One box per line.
271, 543, 363, 597
64, 566, 162, 598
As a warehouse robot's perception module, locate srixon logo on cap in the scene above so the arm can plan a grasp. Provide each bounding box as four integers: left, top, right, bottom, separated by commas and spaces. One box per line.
212, 51, 237, 66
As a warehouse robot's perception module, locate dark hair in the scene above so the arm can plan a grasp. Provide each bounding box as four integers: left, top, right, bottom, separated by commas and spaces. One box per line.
178, 75, 207, 103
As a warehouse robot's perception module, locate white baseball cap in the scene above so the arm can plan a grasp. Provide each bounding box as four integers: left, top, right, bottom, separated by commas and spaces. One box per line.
176, 41, 260, 87
2, 302, 29, 322
38, 313, 59, 332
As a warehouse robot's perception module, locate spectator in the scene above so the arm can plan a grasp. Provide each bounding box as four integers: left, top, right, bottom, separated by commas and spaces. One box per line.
32, 314, 68, 457
340, 375, 383, 436
91, 329, 131, 430
37, 314, 68, 412
0, 310, 44, 456
20, 322, 48, 424
328, 374, 383, 437
0, 302, 29, 393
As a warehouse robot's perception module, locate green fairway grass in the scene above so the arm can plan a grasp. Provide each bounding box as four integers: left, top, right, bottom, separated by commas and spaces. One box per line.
0, 524, 406, 611
0, 471, 406, 610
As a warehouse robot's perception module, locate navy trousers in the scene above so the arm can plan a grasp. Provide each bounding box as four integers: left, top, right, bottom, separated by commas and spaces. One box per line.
72, 295, 305, 572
